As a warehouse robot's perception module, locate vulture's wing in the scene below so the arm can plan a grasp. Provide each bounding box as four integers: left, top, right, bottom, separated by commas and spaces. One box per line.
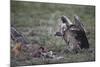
11, 26, 29, 44
74, 15, 89, 48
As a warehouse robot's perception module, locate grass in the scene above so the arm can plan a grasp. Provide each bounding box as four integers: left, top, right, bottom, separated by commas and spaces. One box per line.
11, 1, 95, 67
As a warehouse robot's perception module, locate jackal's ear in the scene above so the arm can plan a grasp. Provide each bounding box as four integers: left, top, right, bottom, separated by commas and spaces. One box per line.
74, 15, 85, 31
61, 16, 73, 27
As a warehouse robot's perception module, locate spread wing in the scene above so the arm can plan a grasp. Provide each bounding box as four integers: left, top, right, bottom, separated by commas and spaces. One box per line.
74, 15, 89, 48
11, 26, 29, 44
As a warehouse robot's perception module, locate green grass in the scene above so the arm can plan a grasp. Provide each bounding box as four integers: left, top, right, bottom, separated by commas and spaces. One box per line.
11, 1, 95, 67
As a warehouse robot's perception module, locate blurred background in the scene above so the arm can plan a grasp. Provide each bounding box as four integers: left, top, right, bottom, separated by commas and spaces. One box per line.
11, 1, 95, 66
